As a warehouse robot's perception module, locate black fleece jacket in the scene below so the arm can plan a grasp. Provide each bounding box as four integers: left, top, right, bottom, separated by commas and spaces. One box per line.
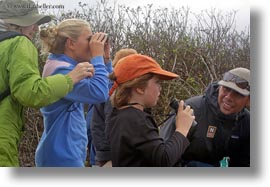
181, 82, 250, 167
107, 107, 190, 167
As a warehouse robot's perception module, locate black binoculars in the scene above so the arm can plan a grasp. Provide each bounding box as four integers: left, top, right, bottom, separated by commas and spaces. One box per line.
169, 98, 197, 127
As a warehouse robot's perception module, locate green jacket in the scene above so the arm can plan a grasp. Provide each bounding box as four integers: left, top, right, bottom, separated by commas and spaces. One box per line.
0, 35, 73, 166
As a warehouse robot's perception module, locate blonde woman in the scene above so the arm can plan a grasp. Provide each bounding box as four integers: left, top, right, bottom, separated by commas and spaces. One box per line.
0, 0, 93, 166
35, 19, 111, 167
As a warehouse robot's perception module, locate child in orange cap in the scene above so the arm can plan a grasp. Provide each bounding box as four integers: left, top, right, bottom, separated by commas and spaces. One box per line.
107, 54, 195, 167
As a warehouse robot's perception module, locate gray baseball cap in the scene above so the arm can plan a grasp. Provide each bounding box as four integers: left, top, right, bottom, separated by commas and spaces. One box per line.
0, 0, 51, 27
218, 67, 250, 96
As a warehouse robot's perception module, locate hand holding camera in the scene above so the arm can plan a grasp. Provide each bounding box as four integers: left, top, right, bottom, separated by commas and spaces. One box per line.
171, 99, 196, 137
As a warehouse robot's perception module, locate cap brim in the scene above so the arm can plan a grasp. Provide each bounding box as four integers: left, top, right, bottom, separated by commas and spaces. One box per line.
3, 14, 51, 26
218, 80, 250, 96
152, 70, 179, 80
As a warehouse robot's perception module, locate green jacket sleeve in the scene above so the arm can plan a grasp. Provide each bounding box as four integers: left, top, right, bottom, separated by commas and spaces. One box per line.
7, 36, 73, 108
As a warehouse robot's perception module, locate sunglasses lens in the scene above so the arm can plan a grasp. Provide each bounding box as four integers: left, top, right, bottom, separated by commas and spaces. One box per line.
236, 82, 249, 90
223, 72, 249, 90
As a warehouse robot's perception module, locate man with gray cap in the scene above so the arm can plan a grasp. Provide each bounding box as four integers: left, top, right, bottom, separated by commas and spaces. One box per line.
0, 0, 94, 166
160, 67, 250, 167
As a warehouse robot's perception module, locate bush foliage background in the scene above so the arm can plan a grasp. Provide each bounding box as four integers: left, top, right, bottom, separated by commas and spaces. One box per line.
19, 0, 250, 166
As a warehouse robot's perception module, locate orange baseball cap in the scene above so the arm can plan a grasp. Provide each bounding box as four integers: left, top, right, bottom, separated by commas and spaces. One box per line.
109, 54, 178, 95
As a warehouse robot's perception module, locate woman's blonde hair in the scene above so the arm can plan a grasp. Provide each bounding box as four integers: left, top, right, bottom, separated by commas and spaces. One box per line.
39, 19, 91, 54
109, 73, 154, 108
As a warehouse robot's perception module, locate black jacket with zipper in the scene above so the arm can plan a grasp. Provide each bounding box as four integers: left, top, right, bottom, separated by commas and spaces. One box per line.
160, 82, 250, 167
182, 82, 250, 166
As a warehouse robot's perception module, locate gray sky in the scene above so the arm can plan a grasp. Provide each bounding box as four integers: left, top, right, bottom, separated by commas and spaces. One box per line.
35, 0, 250, 32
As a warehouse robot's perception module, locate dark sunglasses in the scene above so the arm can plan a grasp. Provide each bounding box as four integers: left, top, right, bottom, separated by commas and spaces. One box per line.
223, 72, 250, 91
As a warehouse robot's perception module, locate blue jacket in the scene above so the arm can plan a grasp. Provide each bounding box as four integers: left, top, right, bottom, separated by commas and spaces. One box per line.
35, 54, 110, 167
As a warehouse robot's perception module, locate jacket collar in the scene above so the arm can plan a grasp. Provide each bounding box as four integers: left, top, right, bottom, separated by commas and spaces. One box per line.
48, 54, 78, 66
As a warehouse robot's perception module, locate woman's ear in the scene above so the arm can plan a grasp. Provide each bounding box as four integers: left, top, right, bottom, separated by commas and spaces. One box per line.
65, 38, 76, 50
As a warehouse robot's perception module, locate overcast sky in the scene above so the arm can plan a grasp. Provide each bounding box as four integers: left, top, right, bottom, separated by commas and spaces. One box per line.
34, 0, 250, 32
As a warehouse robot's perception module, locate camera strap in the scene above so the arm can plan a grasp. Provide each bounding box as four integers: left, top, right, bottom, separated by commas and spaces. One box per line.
157, 112, 175, 126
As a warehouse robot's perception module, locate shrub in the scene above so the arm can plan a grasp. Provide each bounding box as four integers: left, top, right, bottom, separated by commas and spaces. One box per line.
19, 0, 250, 166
